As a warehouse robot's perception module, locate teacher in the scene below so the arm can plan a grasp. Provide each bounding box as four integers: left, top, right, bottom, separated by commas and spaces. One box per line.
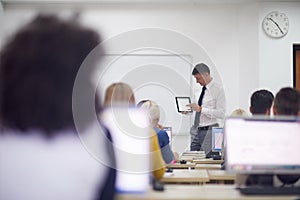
187, 63, 226, 153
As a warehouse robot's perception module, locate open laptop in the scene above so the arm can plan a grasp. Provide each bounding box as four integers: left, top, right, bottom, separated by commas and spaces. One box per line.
225, 117, 300, 195
100, 107, 150, 193
225, 116, 300, 174
163, 127, 172, 148
212, 127, 223, 152
205, 127, 223, 159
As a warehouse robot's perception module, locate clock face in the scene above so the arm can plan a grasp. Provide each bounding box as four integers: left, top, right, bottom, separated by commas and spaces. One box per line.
262, 11, 289, 38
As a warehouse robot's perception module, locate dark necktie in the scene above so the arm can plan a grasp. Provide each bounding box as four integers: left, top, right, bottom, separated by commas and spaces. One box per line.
198, 86, 206, 106
194, 86, 206, 126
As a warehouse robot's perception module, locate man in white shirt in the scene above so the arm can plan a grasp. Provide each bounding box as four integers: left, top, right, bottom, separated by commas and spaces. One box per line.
187, 63, 226, 153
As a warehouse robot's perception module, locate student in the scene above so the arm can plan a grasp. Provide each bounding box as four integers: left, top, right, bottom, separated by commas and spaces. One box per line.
103, 82, 135, 107
187, 63, 226, 153
230, 108, 250, 117
0, 15, 115, 200
250, 89, 274, 115
244, 89, 274, 186
103, 83, 166, 180
221, 108, 249, 171
273, 87, 300, 185
139, 100, 177, 164
273, 87, 300, 116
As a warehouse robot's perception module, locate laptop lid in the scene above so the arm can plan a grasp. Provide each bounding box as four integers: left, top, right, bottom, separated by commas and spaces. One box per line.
163, 127, 172, 148
101, 107, 150, 193
211, 127, 223, 152
225, 116, 300, 174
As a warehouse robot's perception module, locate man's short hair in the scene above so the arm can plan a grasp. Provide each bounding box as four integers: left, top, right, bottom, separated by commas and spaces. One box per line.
250, 89, 274, 114
192, 63, 210, 75
274, 87, 300, 115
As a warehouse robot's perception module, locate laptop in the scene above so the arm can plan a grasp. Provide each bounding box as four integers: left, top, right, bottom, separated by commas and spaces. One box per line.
212, 127, 223, 152
225, 116, 300, 174
100, 107, 150, 193
205, 127, 223, 159
163, 127, 172, 148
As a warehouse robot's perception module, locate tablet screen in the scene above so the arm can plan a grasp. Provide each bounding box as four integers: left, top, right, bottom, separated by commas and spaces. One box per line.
175, 97, 192, 112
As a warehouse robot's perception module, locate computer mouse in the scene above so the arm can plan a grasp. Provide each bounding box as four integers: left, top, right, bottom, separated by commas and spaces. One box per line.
166, 168, 173, 173
212, 154, 222, 160
180, 160, 187, 164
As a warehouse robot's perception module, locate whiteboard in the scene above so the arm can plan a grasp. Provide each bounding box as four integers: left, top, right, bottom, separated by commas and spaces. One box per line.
96, 54, 194, 135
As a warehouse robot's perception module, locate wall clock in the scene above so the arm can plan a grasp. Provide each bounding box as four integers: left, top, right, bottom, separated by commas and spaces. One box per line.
262, 11, 289, 38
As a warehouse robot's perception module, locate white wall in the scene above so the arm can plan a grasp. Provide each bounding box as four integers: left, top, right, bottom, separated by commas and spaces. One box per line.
259, 2, 300, 94
1, 1, 300, 152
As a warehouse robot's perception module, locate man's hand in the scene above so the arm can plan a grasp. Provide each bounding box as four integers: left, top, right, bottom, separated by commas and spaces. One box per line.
186, 103, 202, 112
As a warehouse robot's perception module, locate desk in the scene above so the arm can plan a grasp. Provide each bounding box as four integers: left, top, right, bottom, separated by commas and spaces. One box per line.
181, 151, 206, 157
116, 184, 299, 200
193, 158, 224, 164
167, 162, 196, 169
207, 170, 236, 184
195, 164, 221, 170
160, 169, 209, 184
180, 155, 206, 162
180, 152, 206, 162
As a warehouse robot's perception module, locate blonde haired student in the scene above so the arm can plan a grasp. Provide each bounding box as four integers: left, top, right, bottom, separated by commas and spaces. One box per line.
139, 100, 177, 164
103, 82, 165, 180
104, 82, 135, 107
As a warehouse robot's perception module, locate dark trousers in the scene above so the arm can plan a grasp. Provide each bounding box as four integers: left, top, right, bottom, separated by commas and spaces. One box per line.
190, 124, 218, 153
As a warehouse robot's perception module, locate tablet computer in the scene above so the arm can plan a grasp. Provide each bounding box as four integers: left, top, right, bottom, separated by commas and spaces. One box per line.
175, 97, 192, 113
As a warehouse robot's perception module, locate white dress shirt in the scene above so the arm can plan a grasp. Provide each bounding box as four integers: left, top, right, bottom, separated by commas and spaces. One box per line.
198, 78, 226, 127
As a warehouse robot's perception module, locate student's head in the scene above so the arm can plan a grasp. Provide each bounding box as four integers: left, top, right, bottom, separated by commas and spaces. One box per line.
192, 63, 212, 86
136, 99, 149, 108
0, 14, 101, 136
139, 100, 160, 128
104, 82, 135, 107
273, 87, 300, 116
230, 108, 250, 117
250, 89, 274, 115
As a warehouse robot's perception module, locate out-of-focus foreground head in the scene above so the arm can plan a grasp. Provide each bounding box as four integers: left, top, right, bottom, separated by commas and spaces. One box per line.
0, 14, 102, 136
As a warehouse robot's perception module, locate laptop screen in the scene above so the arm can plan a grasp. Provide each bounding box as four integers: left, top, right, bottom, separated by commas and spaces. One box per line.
212, 127, 223, 152
101, 107, 150, 193
225, 117, 300, 174
163, 127, 172, 148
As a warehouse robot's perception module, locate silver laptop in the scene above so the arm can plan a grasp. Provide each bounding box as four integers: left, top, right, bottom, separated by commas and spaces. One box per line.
225, 116, 300, 174
163, 126, 172, 148
211, 127, 223, 152
101, 107, 150, 193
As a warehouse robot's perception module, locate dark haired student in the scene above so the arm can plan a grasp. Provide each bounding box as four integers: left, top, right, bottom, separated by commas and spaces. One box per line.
250, 89, 274, 115
0, 14, 115, 200
273, 87, 300, 186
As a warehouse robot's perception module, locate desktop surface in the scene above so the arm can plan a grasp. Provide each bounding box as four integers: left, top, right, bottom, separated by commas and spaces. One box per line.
116, 184, 299, 200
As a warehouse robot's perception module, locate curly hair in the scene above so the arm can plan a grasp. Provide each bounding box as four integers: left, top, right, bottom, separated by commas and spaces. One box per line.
0, 14, 101, 136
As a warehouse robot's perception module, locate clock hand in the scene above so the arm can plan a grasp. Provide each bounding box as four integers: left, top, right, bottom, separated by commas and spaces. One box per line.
267, 17, 284, 34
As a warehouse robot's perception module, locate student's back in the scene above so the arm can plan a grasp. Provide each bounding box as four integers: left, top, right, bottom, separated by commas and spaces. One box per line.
0, 14, 115, 200
273, 87, 300, 185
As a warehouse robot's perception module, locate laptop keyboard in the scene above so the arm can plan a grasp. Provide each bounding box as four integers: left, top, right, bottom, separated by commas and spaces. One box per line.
238, 186, 300, 195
